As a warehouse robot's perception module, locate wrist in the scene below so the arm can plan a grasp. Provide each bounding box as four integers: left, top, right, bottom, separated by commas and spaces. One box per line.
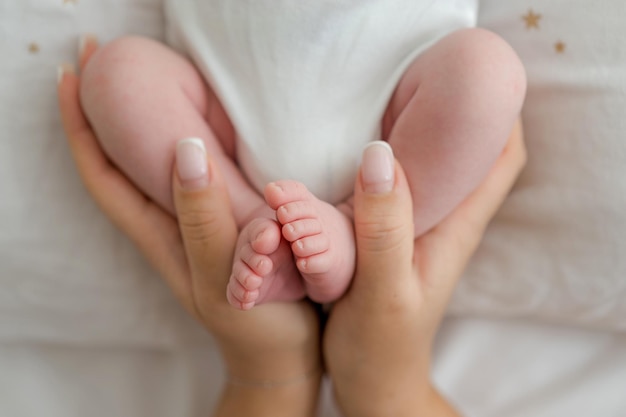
228, 367, 321, 389
220, 336, 322, 386
215, 368, 322, 417
332, 352, 434, 417
211, 300, 322, 382
338, 382, 458, 417
215, 332, 322, 417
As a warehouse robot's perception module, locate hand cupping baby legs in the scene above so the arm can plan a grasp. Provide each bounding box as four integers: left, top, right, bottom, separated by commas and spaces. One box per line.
79, 35, 263, 224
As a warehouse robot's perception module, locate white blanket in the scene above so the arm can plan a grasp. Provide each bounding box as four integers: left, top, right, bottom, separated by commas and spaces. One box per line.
452, 0, 626, 332
1, 0, 625, 415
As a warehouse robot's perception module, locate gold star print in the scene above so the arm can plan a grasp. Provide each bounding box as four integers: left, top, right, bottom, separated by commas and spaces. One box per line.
28, 43, 40, 54
555, 41, 566, 54
522, 9, 542, 30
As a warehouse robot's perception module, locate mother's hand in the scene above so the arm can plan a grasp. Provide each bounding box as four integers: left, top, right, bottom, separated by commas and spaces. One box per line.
325, 124, 526, 416
58, 37, 320, 416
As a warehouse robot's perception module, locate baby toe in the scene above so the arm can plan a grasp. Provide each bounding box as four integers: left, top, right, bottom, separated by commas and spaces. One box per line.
227, 280, 259, 306
239, 244, 273, 276
276, 200, 317, 224
282, 218, 322, 242
231, 261, 263, 291
243, 218, 281, 255
292, 233, 329, 258
264, 180, 312, 209
296, 253, 333, 275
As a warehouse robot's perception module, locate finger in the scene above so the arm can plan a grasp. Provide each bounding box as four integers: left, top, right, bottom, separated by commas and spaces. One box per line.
173, 138, 238, 304
79, 34, 99, 72
352, 142, 415, 297
57, 66, 192, 307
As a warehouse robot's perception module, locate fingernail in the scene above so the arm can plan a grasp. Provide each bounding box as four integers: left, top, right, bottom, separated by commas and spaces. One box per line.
57, 63, 75, 85
79, 34, 97, 56
176, 138, 209, 190
361, 141, 394, 194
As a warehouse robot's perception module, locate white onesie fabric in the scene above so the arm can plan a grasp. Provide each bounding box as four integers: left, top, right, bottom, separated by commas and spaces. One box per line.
165, 0, 477, 203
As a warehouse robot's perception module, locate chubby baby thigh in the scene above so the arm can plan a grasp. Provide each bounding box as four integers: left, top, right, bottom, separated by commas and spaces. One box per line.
80, 36, 234, 214
384, 28, 526, 235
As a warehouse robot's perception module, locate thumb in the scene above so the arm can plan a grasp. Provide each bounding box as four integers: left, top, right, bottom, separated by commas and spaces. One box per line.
173, 138, 237, 301
352, 142, 415, 295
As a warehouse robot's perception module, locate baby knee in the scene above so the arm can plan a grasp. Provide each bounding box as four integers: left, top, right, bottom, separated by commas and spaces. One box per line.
457, 28, 526, 109
80, 36, 160, 108
82, 37, 138, 80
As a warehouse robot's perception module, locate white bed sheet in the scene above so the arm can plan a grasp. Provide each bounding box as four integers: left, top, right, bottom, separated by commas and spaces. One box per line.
451, 0, 626, 332
433, 318, 626, 416
1, 0, 625, 416
1, 318, 624, 416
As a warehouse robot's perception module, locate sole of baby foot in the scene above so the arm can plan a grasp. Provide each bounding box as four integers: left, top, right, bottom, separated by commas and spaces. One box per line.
264, 180, 355, 303
227, 216, 306, 310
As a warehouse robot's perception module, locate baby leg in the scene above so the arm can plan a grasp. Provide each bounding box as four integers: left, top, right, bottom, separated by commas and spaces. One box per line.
81, 37, 304, 309
80, 36, 261, 223
264, 181, 355, 303
383, 28, 526, 235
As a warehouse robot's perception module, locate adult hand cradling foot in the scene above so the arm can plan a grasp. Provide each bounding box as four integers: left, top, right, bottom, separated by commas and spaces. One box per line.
58, 37, 321, 417
58, 36, 525, 417
325, 124, 525, 415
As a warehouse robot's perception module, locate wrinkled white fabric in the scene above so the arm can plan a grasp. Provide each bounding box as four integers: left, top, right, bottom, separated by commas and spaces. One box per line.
0, 0, 209, 349
165, 0, 477, 203
450, 0, 626, 331
1, 0, 626, 416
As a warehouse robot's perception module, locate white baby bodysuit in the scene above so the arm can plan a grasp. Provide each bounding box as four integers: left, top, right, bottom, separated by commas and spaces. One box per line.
165, 0, 477, 204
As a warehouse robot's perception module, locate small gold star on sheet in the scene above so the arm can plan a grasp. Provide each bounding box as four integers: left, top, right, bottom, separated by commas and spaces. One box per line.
28, 43, 40, 54
522, 9, 542, 30
555, 41, 566, 54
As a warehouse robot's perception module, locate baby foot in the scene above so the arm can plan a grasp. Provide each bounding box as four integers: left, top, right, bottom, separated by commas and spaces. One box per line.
264, 180, 355, 303
227, 215, 306, 310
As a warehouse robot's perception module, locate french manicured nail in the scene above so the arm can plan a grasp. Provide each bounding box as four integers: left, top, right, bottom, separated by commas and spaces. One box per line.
56, 63, 75, 85
79, 34, 97, 56
176, 138, 209, 190
361, 141, 394, 194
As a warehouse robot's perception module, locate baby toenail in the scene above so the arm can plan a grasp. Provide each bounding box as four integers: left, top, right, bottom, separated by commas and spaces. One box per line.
270, 182, 284, 192
298, 259, 307, 270
257, 258, 268, 271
